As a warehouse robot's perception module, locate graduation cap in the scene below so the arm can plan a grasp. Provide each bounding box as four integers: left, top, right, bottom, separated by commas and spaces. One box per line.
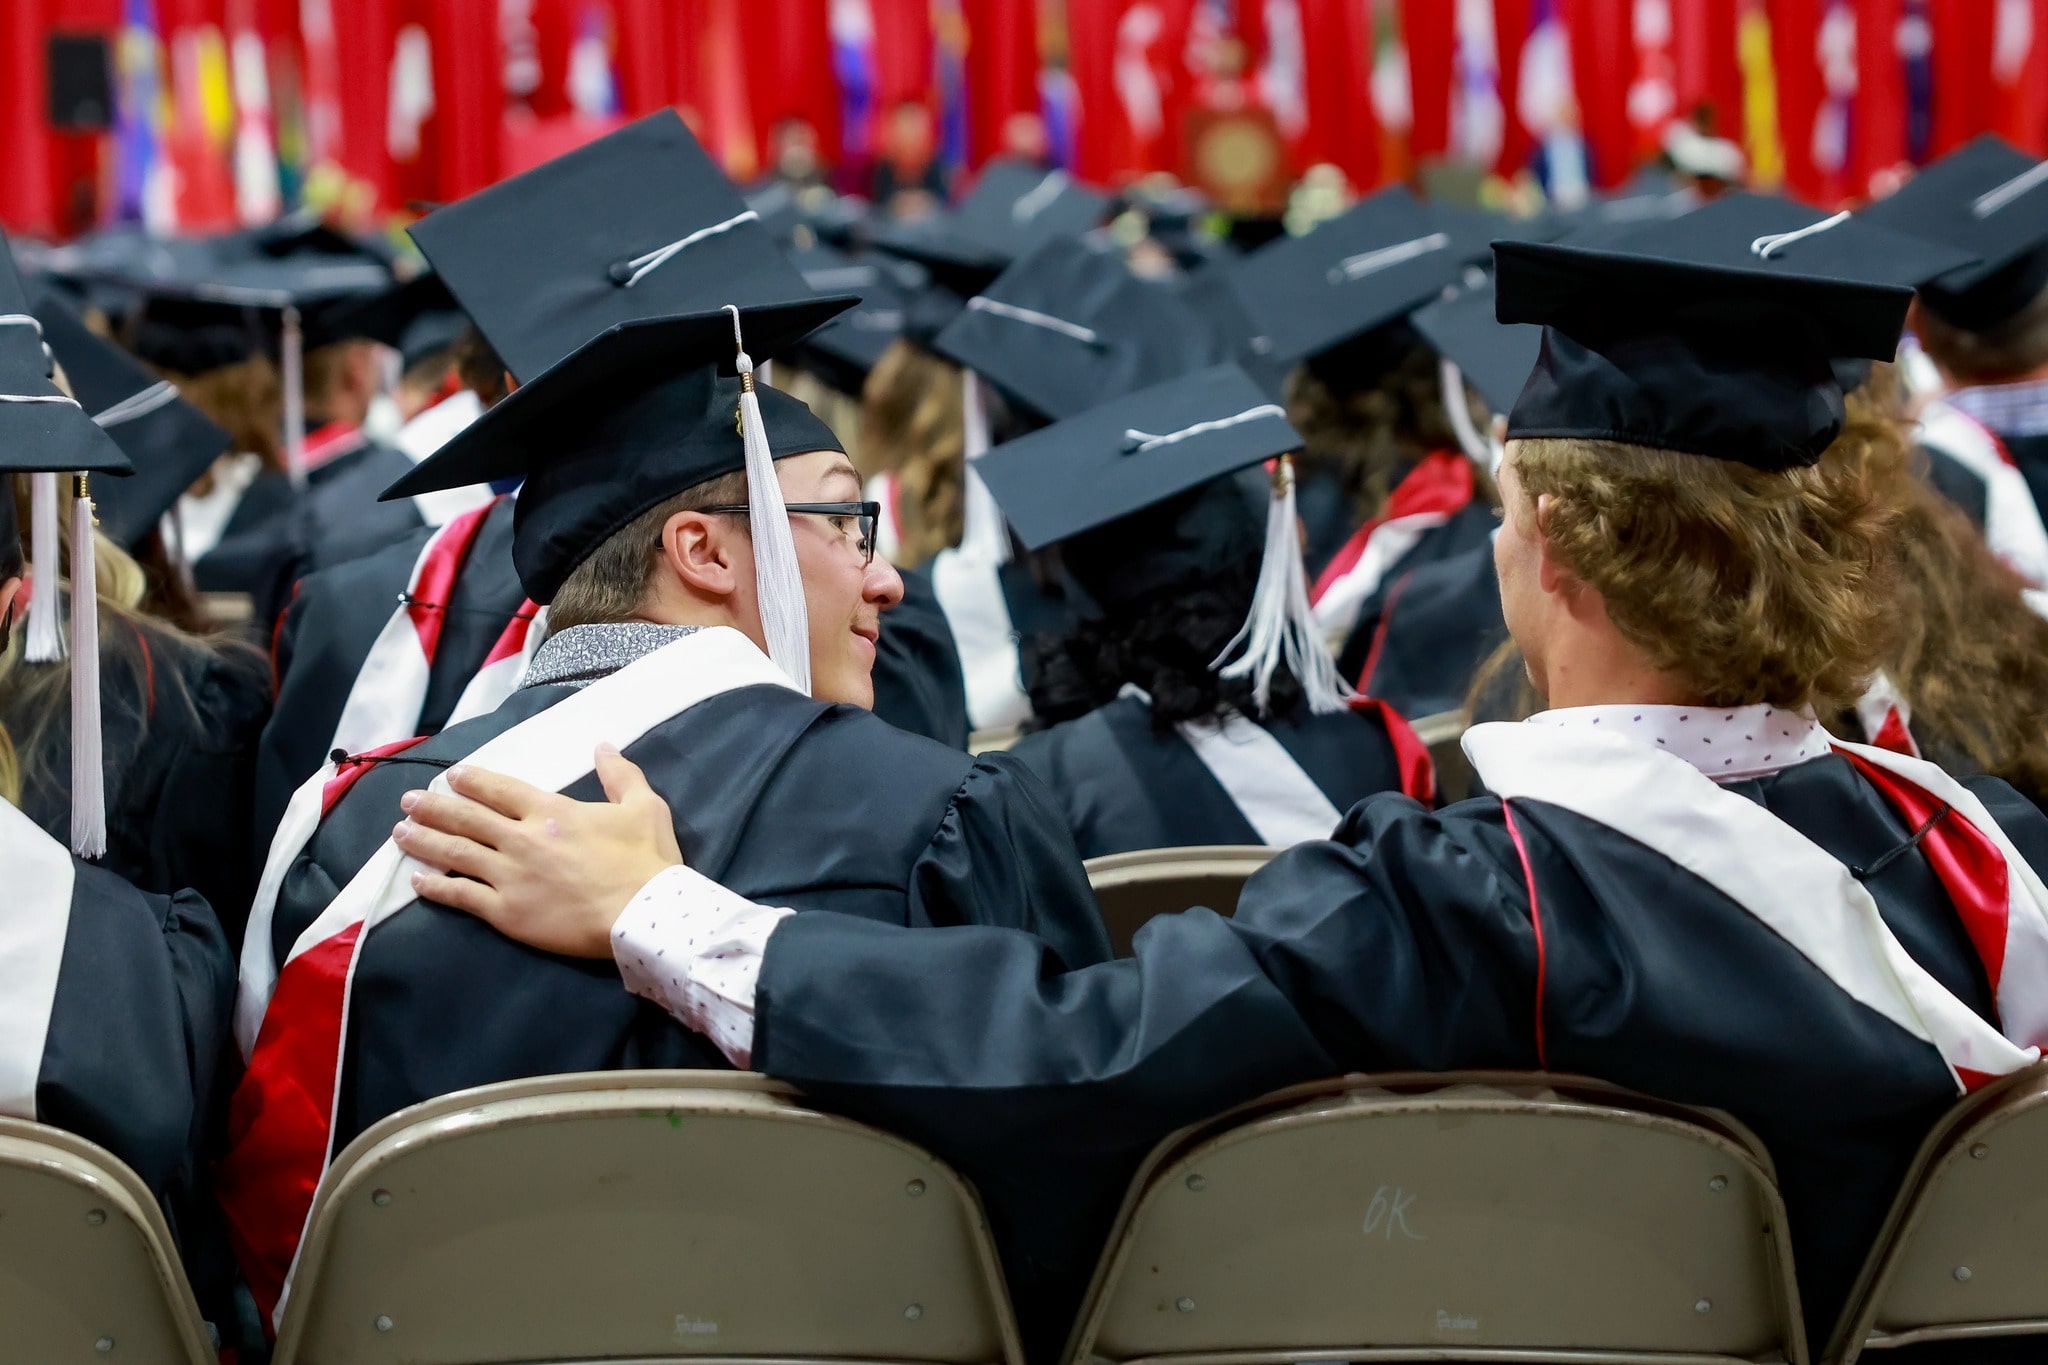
951, 161, 1116, 260
1493, 197, 1955, 468
31, 289, 232, 552
931, 237, 1230, 420
1412, 272, 1542, 420
787, 245, 911, 394
1855, 135, 2048, 332
1221, 187, 1496, 370
385, 315, 839, 650
408, 110, 853, 386
866, 214, 1013, 299
976, 362, 1350, 714
0, 231, 131, 858
315, 273, 470, 374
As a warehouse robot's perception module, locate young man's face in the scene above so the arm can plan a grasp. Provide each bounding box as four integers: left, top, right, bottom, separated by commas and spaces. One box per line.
776, 450, 904, 708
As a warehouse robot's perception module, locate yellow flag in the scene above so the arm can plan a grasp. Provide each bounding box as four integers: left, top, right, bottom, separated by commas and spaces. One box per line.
1737, 0, 1783, 191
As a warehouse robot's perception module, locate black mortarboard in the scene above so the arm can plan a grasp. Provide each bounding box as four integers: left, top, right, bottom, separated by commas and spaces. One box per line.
1412, 271, 1542, 417
867, 215, 1011, 299
1855, 135, 2048, 331
1495, 201, 1941, 467
316, 273, 470, 372
31, 289, 230, 550
383, 318, 845, 603
977, 362, 1291, 553
951, 161, 1116, 260
0, 237, 132, 494
408, 110, 852, 384
931, 237, 1229, 419
788, 246, 910, 393
1221, 187, 1495, 368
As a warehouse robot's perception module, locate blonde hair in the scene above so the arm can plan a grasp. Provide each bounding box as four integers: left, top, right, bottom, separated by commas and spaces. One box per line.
859, 340, 965, 567
1509, 426, 1900, 713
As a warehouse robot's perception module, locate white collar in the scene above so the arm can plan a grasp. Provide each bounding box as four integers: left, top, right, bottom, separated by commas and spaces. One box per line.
1524, 702, 1833, 782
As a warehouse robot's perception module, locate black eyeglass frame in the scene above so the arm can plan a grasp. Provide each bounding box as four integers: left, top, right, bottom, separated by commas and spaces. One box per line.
691, 500, 883, 567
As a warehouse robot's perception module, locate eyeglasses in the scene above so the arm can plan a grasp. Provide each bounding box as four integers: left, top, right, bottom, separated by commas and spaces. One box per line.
695, 500, 882, 567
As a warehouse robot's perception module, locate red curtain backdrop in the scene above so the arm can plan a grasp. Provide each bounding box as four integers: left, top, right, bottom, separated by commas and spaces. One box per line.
1299, 0, 1381, 189
1492, 0, 1533, 178
1398, 0, 1455, 163
1852, 0, 1907, 197
428, 0, 501, 202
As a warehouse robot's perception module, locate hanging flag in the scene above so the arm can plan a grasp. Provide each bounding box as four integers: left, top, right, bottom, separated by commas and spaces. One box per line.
1671, 0, 1744, 136
114, 0, 177, 230
1811, 0, 1857, 199
1370, 0, 1412, 180
1569, 0, 1634, 188
1398, 0, 1453, 162
1736, 0, 1784, 188
228, 0, 282, 224
1259, 0, 1309, 143
934, 0, 970, 178
1518, 0, 1590, 205
566, 1, 618, 119
1765, 0, 1824, 201
1898, 0, 1933, 164
1928, 0, 1992, 158
1991, 0, 2047, 155
1628, 0, 1679, 158
1299, 0, 1382, 189
428, 0, 503, 203
387, 23, 435, 161
963, 0, 1042, 168
834, 0, 880, 166
298, 0, 345, 184
1449, 0, 1503, 166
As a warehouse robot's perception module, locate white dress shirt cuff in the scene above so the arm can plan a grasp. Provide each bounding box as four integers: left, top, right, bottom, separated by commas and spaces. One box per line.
610, 864, 792, 1068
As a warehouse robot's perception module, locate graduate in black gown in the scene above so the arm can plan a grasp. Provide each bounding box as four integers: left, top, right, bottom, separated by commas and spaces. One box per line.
985, 365, 1431, 857
1859, 136, 2048, 589
3, 245, 273, 937
219, 114, 1112, 1327
401, 212, 2048, 1362
0, 329, 237, 1337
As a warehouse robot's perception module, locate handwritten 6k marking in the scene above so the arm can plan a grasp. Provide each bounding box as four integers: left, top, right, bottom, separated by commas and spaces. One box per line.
1362, 1185, 1425, 1240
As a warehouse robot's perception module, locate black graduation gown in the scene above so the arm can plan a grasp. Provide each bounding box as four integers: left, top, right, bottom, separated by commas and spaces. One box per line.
1348, 541, 1507, 718
252, 496, 525, 854
872, 567, 971, 749
1295, 461, 1359, 579
5, 800, 235, 1313
750, 755, 2048, 1357
1009, 694, 1415, 858
1332, 500, 1499, 682
8, 619, 271, 943
2003, 431, 2048, 532
1919, 443, 1990, 529
294, 442, 429, 575
263, 678, 1112, 1157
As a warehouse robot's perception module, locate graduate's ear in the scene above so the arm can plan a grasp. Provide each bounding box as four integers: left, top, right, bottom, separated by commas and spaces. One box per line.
653, 509, 743, 602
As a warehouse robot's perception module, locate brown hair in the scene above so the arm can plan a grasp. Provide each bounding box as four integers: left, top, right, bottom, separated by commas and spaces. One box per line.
1824, 368, 2048, 798
1508, 427, 1901, 713
1912, 287, 2048, 386
546, 470, 751, 632
164, 355, 285, 473
859, 340, 964, 567
1284, 338, 1492, 522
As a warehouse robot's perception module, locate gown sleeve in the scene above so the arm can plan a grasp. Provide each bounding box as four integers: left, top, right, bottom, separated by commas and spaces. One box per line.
756, 793, 1540, 1354
903, 751, 1115, 970
38, 870, 235, 1247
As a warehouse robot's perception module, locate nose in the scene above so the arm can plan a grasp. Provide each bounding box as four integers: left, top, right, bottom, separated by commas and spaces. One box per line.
865, 554, 906, 610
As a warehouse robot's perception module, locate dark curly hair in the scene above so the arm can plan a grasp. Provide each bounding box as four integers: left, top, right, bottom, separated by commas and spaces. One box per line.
1023, 555, 1308, 733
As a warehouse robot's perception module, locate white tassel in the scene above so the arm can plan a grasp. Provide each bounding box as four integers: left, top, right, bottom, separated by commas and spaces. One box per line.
958, 369, 1011, 565
69, 480, 106, 859
281, 304, 307, 488
25, 472, 64, 662
1440, 357, 1502, 476
1213, 456, 1355, 716
725, 306, 812, 696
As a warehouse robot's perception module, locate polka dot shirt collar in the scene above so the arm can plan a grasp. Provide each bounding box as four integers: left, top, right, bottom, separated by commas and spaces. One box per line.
1525, 703, 1834, 782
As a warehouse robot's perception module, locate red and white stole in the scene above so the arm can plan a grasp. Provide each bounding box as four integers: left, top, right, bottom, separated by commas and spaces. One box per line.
323, 497, 544, 765
1856, 670, 1920, 758
222, 627, 800, 1325
1918, 399, 2048, 590
1310, 451, 1477, 647
1463, 719, 2048, 1091
0, 799, 74, 1121
394, 388, 495, 528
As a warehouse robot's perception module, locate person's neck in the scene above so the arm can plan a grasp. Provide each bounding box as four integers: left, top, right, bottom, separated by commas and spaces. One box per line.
1535, 645, 1704, 712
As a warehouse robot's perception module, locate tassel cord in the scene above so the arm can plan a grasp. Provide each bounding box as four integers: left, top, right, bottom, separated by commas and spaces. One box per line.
70, 483, 106, 858
26, 472, 64, 662
725, 306, 813, 696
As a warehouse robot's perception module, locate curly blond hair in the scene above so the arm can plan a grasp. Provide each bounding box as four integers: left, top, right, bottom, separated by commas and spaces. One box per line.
1509, 426, 1901, 713
860, 340, 965, 568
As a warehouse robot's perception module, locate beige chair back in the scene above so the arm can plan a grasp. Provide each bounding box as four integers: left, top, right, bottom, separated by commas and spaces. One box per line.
1065, 1072, 1805, 1365
1827, 1063, 2048, 1362
1084, 846, 1277, 957
0, 1119, 215, 1365
1411, 709, 1475, 804
272, 1070, 1022, 1365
